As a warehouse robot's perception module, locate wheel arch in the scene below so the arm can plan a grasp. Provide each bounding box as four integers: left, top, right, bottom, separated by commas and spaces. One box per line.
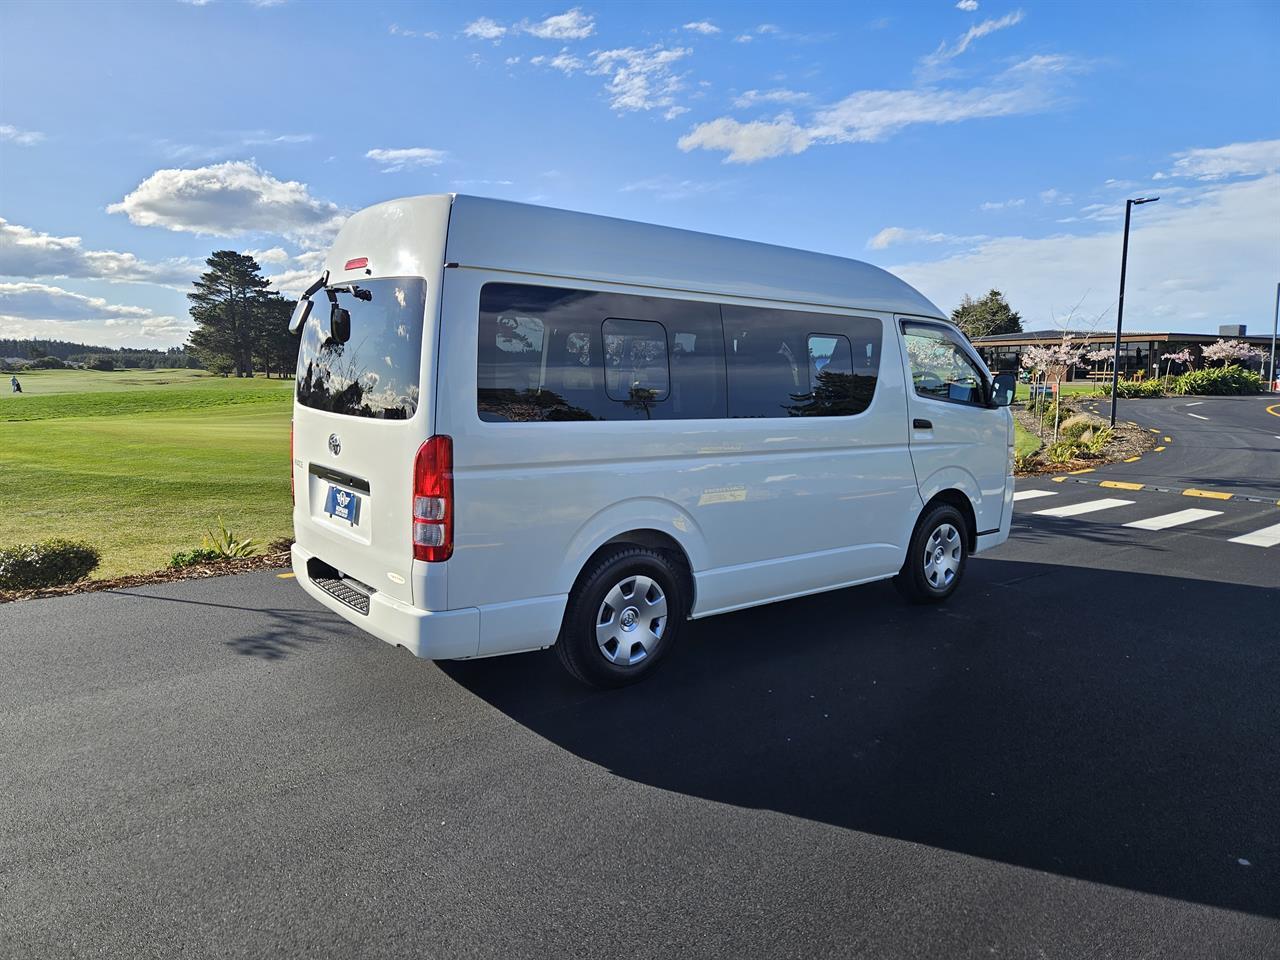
920, 488, 978, 551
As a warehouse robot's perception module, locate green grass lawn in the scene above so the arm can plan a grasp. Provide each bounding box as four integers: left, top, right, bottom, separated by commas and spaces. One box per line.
1, 369, 293, 579
1014, 420, 1043, 458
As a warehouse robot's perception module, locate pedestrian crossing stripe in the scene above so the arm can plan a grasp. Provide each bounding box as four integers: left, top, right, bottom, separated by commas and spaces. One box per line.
1013, 489, 1059, 502
1230, 522, 1280, 548
1034, 498, 1134, 518
1124, 508, 1222, 531
1014, 490, 1280, 546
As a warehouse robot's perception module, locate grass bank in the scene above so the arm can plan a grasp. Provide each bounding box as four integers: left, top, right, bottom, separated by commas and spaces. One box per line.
1, 369, 292, 578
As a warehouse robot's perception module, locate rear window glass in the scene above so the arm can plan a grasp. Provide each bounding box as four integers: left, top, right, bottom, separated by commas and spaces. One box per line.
295, 278, 426, 419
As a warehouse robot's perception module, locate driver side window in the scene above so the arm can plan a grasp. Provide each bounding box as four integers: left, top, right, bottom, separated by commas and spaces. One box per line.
902, 323, 987, 405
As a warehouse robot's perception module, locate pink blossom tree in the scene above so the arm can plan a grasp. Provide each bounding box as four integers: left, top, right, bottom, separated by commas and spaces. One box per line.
1200, 339, 1263, 367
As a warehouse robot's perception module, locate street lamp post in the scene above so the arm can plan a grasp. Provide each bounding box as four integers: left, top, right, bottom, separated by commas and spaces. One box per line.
1270, 281, 1278, 393
1109, 196, 1160, 427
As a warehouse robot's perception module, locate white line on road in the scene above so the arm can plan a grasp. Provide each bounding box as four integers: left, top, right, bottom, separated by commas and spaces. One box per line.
1034, 498, 1134, 518
1013, 490, 1059, 502
1124, 508, 1223, 531
1187, 413, 1210, 420
1185, 401, 1204, 407
1229, 522, 1280, 548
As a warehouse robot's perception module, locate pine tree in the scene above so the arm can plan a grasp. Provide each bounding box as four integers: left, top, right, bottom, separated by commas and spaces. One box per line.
950, 289, 1023, 341
186, 251, 272, 377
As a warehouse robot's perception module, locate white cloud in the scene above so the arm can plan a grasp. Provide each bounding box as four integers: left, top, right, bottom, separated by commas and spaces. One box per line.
867, 227, 985, 250
521, 8, 595, 40
756, 24, 780, 35
979, 198, 1025, 210
365, 146, 447, 173
264, 249, 327, 297
733, 34, 753, 43
1039, 187, 1072, 204
0, 124, 44, 146
921, 10, 1024, 68
0, 218, 200, 288
681, 56, 1078, 163
389, 24, 439, 39
505, 55, 521, 65
0, 281, 159, 323
732, 88, 810, 108
152, 131, 313, 163
590, 45, 692, 115
1154, 139, 1280, 181
622, 177, 727, 201
463, 16, 506, 40
106, 161, 345, 242
956, 0, 979, 10
889, 173, 1280, 333
683, 21, 720, 35
541, 49, 585, 74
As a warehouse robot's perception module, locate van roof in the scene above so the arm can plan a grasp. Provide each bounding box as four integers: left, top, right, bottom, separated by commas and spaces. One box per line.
347, 194, 945, 319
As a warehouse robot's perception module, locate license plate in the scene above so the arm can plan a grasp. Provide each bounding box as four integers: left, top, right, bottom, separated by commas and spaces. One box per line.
324, 485, 361, 524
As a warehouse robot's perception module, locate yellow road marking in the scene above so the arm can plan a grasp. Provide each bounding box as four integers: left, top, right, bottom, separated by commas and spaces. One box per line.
1123, 456, 1142, 462
1149, 428, 1160, 434
1052, 476, 1068, 482
1069, 467, 1095, 475
1183, 489, 1232, 501
276, 572, 296, 579
1101, 480, 1145, 490
1162, 436, 1172, 442
1267, 403, 1280, 418
1154, 445, 1166, 451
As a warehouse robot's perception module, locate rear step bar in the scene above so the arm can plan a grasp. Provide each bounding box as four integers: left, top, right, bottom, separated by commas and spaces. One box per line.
307, 558, 373, 615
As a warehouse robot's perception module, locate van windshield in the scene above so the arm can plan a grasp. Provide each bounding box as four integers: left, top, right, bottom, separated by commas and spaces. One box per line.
295, 278, 426, 420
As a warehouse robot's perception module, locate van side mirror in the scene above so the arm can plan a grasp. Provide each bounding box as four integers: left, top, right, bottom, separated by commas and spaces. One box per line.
287, 298, 312, 335
990, 372, 1016, 408
329, 305, 352, 344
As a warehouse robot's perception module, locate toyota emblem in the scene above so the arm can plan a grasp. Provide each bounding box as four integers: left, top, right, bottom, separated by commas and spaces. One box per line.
328, 433, 341, 456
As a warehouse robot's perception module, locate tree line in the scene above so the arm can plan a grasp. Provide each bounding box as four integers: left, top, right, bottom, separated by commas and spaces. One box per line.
186, 251, 297, 378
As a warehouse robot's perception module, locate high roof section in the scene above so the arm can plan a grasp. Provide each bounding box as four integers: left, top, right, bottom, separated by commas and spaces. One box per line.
439, 194, 944, 319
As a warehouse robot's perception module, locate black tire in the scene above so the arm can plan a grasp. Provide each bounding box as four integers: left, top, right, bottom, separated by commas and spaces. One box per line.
556, 545, 686, 688
894, 502, 969, 605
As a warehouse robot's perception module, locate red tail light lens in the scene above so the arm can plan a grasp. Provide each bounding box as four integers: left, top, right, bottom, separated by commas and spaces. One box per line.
412, 435, 453, 562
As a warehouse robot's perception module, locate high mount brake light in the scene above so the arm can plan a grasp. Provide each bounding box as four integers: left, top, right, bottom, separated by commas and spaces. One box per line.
412, 436, 453, 562
344, 257, 369, 271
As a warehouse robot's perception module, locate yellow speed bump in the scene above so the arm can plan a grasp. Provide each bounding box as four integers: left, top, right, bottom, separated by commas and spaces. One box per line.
1183, 489, 1232, 501
1052, 476, 1068, 483
1101, 480, 1145, 491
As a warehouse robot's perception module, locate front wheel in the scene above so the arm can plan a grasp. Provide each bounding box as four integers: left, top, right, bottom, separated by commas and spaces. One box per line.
556, 546, 687, 688
894, 503, 969, 604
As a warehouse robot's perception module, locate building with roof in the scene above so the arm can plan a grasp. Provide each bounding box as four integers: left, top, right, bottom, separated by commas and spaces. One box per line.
971, 325, 1275, 382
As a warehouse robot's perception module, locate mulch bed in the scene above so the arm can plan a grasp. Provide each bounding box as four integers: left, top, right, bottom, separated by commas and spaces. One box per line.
1014, 404, 1159, 477
0, 549, 293, 604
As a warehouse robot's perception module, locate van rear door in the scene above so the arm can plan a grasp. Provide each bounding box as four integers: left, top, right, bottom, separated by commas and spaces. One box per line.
292, 277, 429, 604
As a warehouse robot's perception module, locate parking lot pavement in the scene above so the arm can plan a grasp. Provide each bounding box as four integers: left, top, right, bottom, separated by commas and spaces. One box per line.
3, 509, 1279, 959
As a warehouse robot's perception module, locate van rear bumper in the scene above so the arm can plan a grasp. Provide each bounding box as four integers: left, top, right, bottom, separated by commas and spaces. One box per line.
291, 544, 480, 659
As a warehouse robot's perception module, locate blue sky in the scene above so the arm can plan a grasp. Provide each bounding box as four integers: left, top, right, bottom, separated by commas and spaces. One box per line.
1, 0, 1277, 348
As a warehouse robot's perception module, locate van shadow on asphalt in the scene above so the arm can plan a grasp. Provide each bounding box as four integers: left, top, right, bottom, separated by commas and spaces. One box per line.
441, 558, 1280, 918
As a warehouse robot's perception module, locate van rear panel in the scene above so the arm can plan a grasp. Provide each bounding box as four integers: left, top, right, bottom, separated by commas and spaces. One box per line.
291, 195, 452, 608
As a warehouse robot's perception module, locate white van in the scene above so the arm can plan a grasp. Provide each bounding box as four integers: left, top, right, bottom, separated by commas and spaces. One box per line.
288, 195, 1015, 687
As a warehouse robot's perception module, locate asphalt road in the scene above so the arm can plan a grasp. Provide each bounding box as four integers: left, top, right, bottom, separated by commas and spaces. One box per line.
4, 395, 1279, 959
1079, 394, 1280, 500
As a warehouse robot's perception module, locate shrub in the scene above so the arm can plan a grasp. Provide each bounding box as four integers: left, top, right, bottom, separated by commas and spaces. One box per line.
29, 356, 66, 370
1043, 439, 1083, 465
1096, 378, 1165, 398
1078, 426, 1114, 455
1171, 365, 1262, 396
0, 539, 100, 590
1059, 413, 1101, 441
168, 547, 222, 569
1012, 451, 1040, 474
1039, 399, 1075, 429
87, 356, 114, 371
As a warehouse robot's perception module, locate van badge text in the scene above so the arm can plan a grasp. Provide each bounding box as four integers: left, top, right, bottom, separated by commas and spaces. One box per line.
328, 434, 341, 456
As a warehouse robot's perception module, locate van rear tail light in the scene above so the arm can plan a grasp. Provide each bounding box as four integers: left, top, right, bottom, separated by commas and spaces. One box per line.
412, 435, 453, 562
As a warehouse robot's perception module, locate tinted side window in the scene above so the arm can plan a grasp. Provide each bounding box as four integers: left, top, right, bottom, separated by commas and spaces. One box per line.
722, 306, 881, 418
902, 322, 987, 405
477, 283, 724, 421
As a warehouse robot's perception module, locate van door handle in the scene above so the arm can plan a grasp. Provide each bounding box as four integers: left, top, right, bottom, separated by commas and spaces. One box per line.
913, 418, 933, 430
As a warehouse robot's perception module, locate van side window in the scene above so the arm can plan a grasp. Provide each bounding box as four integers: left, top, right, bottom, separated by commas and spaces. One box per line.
477, 283, 724, 422
902, 322, 987, 405
603, 319, 670, 404
722, 306, 881, 418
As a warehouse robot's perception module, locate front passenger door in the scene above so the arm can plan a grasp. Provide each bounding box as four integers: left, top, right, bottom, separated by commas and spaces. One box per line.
898, 319, 1008, 536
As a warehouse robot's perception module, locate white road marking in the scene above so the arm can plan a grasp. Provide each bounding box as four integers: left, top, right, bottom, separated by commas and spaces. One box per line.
1013, 490, 1059, 502
1034, 498, 1134, 518
1187, 413, 1210, 420
1124, 508, 1222, 531
1185, 401, 1204, 407
1229, 522, 1280, 548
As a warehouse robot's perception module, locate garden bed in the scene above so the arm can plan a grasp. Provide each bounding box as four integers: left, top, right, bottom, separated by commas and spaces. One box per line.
1012, 401, 1157, 476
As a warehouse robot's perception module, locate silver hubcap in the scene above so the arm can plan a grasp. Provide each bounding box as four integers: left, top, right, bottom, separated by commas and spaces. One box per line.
923, 522, 962, 589
596, 575, 667, 667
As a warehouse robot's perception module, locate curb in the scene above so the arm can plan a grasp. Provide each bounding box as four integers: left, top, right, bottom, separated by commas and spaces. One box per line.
1049, 474, 1280, 505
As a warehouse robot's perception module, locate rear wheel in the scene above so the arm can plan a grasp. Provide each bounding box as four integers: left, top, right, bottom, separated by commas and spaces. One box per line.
894, 503, 969, 604
556, 546, 686, 688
